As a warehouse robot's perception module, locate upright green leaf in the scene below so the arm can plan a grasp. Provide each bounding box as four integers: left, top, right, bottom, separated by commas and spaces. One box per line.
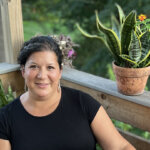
6, 85, 15, 102
111, 13, 121, 39
140, 31, 150, 57
137, 31, 150, 67
138, 50, 150, 67
76, 23, 105, 42
121, 11, 136, 55
0, 80, 8, 107
119, 54, 138, 67
145, 60, 150, 67
115, 3, 125, 25
95, 11, 121, 60
129, 31, 141, 62
76, 23, 111, 51
135, 26, 142, 37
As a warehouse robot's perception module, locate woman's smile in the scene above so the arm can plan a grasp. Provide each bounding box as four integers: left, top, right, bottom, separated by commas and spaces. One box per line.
35, 82, 50, 88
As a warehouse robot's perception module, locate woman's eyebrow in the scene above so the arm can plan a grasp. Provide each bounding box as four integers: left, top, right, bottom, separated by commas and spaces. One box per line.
47, 63, 55, 65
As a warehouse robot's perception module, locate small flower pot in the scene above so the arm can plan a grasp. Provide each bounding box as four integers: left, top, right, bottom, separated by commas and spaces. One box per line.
112, 62, 150, 95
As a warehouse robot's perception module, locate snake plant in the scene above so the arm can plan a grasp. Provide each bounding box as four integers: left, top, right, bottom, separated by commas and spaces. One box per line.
76, 4, 150, 68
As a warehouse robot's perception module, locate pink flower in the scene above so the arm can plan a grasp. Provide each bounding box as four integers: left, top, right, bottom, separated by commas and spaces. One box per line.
68, 49, 76, 58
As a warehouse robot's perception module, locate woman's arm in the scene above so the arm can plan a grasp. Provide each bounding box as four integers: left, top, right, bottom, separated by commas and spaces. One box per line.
91, 106, 136, 150
0, 139, 11, 150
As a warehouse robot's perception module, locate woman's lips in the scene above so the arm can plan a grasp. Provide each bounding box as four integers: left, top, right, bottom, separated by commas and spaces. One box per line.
35, 83, 49, 88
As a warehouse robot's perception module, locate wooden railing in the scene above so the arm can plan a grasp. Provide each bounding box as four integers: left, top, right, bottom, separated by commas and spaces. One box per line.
0, 63, 150, 150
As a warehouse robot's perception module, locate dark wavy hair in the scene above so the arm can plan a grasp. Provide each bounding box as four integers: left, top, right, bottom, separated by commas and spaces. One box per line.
17, 35, 63, 69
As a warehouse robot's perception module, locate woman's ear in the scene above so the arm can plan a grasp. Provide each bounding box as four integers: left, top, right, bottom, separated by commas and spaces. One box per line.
59, 64, 63, 79
61, 63, 63, 71
21, 66, 25, 78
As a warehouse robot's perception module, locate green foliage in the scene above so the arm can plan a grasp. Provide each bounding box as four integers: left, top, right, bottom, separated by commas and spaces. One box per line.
0, 80, 14, 108
112, 119, 150, 140
96, 143, 102, 150
23, 21, 71, 41
22, 0, 150, 76
77, 4, 150, 68
107, 64, 116, 81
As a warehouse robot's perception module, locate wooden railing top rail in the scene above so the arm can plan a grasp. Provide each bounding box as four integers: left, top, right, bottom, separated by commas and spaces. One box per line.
0, 63, 150, 107
62, 66, 150, 107
0, 63, 19, 74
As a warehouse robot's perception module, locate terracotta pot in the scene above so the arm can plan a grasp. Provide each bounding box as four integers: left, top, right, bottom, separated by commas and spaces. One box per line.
112, 62, 150, 95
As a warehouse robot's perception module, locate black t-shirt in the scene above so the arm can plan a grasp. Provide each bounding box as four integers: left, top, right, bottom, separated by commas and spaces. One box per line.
0, 87, 101, 150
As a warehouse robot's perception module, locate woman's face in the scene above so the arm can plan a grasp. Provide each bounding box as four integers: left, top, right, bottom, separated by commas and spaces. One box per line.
21, 50, 62, 99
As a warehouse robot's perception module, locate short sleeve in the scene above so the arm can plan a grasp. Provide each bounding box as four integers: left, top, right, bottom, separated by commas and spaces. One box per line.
0, 108, 10, 140
79, 91, 101, 124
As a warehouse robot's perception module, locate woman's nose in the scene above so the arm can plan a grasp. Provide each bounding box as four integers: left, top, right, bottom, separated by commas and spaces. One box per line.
37, 69, 47, 79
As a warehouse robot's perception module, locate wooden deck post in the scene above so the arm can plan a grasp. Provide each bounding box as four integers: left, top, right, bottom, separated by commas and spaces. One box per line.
0, 0, 24, 63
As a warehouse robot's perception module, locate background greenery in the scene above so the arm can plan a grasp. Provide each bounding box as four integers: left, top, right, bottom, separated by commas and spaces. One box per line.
21, 0, 150, 146
22, 0, 150, 88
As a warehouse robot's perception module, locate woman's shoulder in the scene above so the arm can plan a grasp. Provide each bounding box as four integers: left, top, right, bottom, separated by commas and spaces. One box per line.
61, 86, 100, 106
61, 86, 101, 123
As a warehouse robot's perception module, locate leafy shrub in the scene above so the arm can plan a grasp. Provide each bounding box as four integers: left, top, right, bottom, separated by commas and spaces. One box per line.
0, 80, 15, 108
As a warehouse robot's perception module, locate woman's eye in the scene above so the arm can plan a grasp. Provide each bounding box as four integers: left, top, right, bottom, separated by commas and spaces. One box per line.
30, 65, 38, 69
48, 66, 54, 70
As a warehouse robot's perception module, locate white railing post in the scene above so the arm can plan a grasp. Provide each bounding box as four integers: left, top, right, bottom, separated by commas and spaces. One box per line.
0, 0, 24, 63
0, 0, 13, 63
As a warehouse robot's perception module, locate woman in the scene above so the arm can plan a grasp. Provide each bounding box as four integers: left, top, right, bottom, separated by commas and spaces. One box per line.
0, 36, 135, 150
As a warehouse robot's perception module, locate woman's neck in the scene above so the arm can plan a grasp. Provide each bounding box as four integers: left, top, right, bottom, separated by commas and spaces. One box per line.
20, 89, 61, 116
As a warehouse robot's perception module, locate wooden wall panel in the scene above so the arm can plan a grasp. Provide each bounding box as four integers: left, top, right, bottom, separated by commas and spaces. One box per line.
0, 71, 24, 96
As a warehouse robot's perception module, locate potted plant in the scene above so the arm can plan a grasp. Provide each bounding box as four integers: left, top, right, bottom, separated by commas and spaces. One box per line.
76, 4, 150, 95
